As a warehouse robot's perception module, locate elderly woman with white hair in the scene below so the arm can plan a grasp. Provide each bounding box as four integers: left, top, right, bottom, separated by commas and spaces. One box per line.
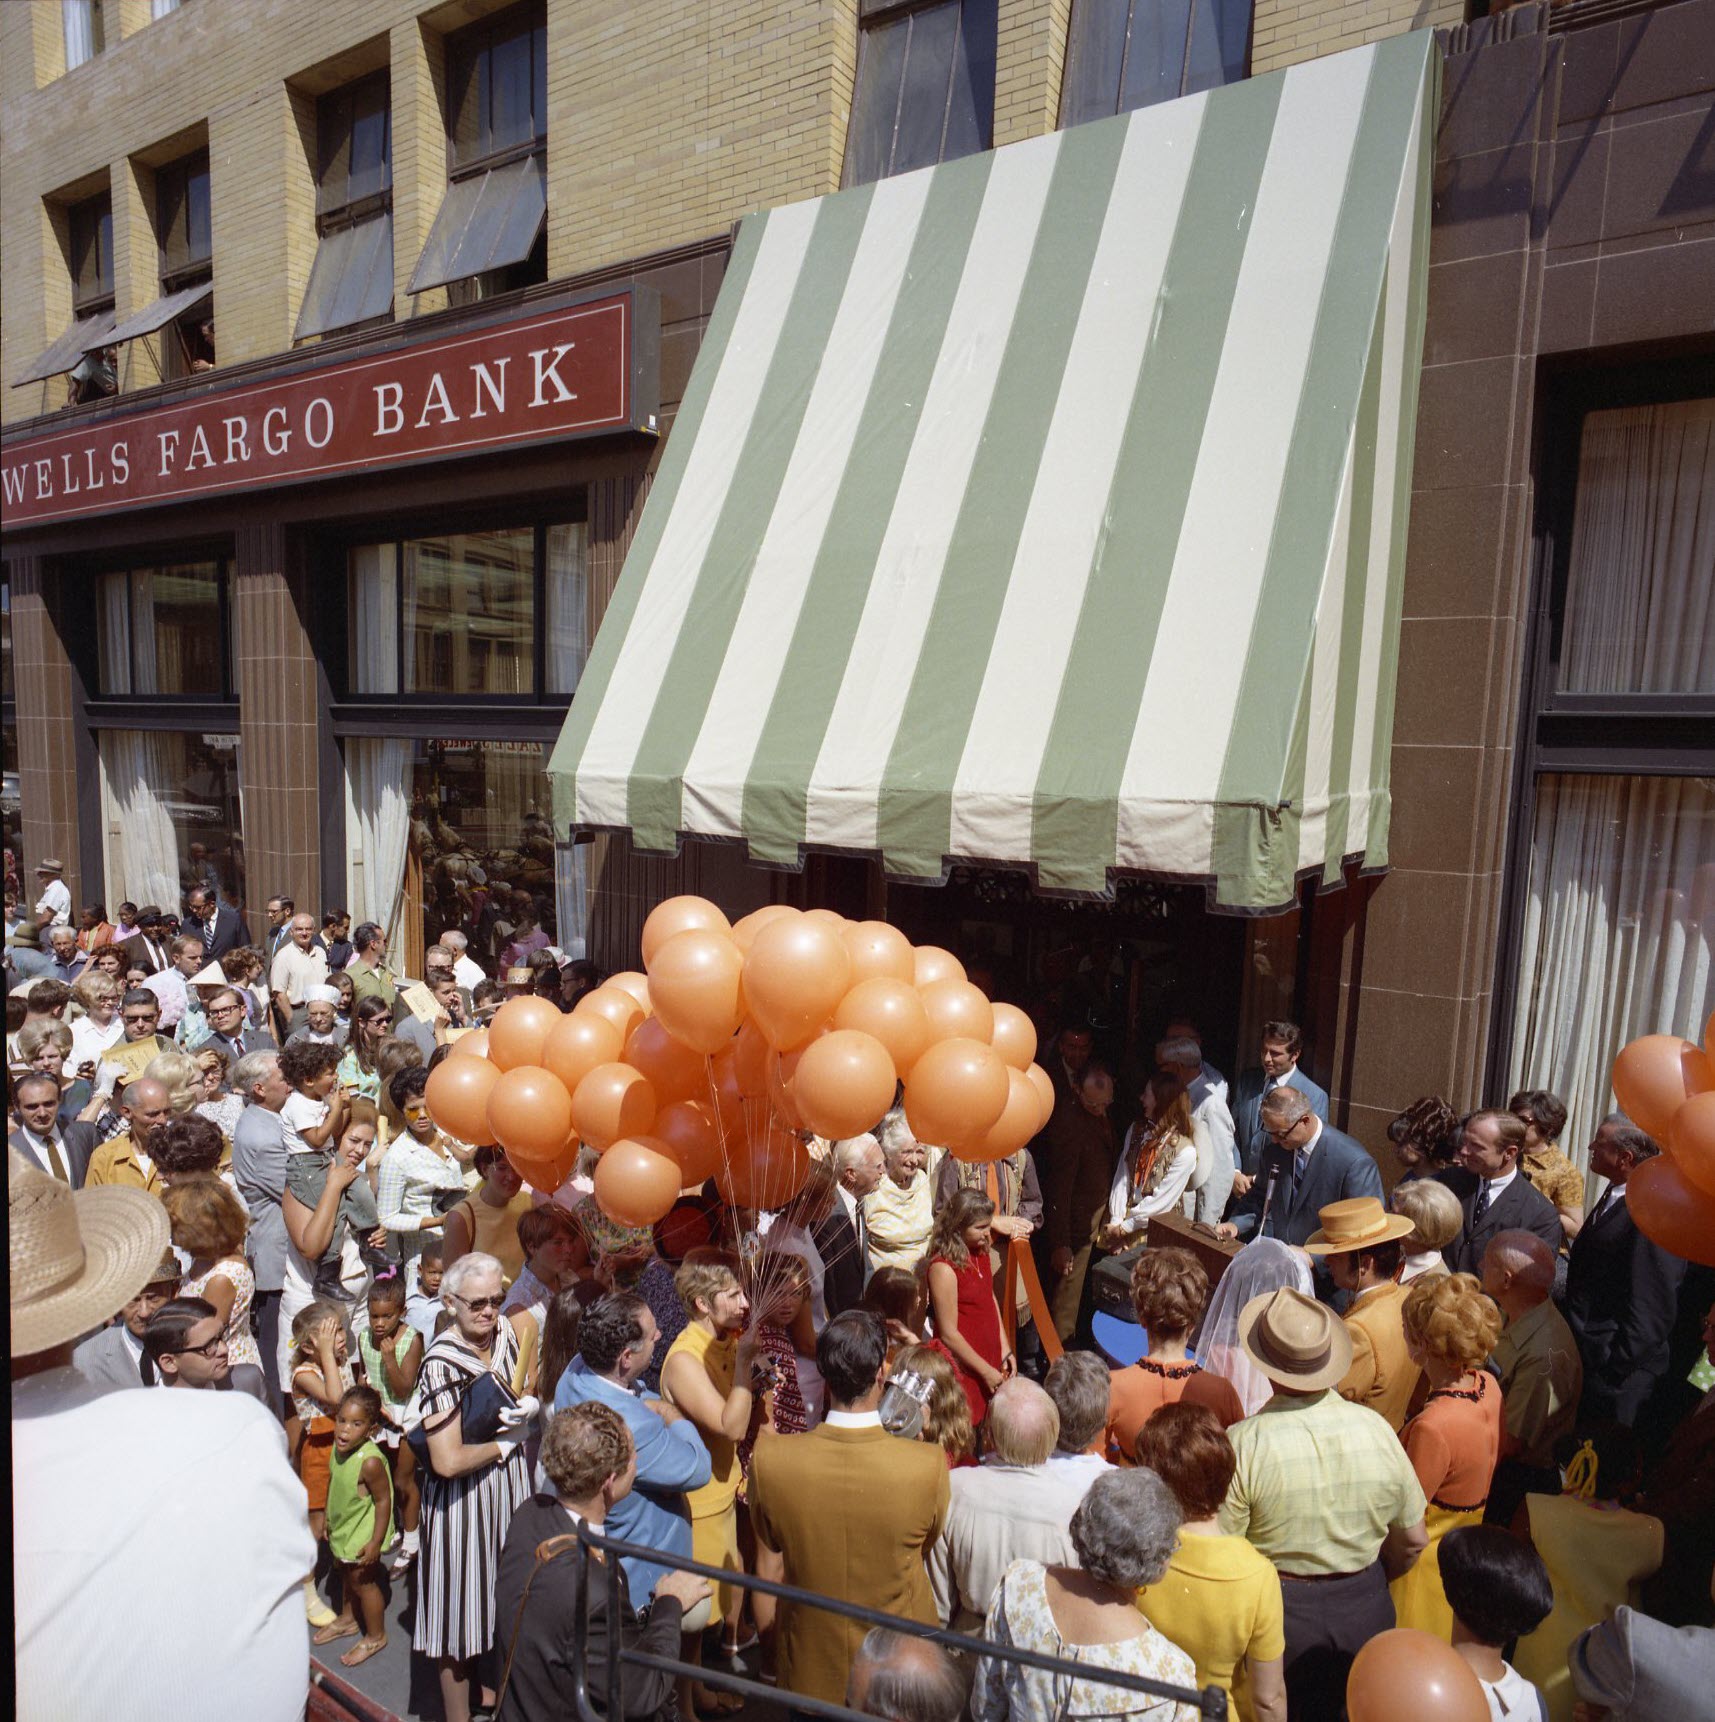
971, 1467, 1200, 1722
864, 1109, 943, 1276
410, 1249, 538, 1722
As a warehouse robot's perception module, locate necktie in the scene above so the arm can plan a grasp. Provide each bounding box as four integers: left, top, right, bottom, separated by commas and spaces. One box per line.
1473, 1181, 1491, 1228
1588, 1186, 1615, 1226
984, 1161, 1002, 1208
231, 1036, 245, 1058
1287, 1151, 1304, 1211
139, 1349, 156, 1386
33, 1132, 70, 1184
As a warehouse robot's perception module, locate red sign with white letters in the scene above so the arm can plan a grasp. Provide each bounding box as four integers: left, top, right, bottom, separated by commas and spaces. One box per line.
1, 294, 644, 530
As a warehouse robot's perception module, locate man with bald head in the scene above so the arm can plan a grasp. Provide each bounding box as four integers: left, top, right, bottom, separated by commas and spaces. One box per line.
1484, 1229, 1584, 1525
928, 1378, 1082, 1631
84, 1077, 174, 1194
815, 1133, 886, 1321
847, 1628, 970, 1722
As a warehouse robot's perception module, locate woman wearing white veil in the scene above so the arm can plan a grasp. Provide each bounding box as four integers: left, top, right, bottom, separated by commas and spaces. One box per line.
1195, 1237, 1314, 1416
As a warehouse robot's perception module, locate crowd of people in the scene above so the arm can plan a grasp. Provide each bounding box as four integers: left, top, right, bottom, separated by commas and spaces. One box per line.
9, 868, 1714, 1722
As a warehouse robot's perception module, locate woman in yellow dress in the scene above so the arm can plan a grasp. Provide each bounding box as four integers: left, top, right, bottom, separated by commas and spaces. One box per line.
1389, 1273, 1504, 1637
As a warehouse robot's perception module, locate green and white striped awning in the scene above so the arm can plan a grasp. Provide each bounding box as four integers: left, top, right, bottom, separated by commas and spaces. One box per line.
551, 31, 1438, 913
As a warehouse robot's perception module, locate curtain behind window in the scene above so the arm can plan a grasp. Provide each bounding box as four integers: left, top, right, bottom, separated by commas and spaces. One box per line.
348, 543, 399, 694
1508, 774, 1715, 1191
63, 0, 96, 69
99, 730, 182, 910
344, 737, 412, 949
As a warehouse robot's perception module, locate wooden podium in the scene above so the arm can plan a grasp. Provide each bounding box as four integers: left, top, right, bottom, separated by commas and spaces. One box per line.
1090, 1209, 1242, 1324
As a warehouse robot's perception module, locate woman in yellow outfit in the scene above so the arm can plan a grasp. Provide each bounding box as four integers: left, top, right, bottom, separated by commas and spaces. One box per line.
1389, 1273, 1504, 1638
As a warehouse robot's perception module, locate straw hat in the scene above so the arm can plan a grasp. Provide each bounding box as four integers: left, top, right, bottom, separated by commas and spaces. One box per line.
35, 857, 64, 875
9, 1150, 170, 1358
1302, 1196, 1417, 1257
1237, 1287, 1353, 1392
188, 960, 228, 988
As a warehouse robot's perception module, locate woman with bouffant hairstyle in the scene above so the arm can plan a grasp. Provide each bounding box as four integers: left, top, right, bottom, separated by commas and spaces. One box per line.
165, 1172, 266, 1395
1106, 1247, 1244, 1464
1390, 1273, 1506, 1638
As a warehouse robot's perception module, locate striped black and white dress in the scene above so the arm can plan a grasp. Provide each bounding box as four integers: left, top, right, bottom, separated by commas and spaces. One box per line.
411, 1322, 533, 1660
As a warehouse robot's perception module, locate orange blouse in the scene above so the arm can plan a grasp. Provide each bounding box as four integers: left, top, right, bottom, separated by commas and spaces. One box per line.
1400, 1371, 1503, 1512
1107, 1357, 1246, 1464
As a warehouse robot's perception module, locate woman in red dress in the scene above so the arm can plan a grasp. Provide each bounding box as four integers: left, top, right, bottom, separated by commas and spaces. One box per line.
925, 1188, 1013, 1428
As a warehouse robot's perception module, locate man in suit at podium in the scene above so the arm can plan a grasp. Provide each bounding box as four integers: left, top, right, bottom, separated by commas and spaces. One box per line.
1229, 1020, 1330, 1197
1216, 1087, 1382, 1253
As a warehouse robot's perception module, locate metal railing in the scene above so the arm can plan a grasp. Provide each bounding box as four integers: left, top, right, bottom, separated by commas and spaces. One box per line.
565, 1522, 1229, 1722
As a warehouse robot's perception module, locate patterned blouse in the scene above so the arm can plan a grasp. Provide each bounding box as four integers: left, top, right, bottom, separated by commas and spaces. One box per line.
181, 1254, 262, 1371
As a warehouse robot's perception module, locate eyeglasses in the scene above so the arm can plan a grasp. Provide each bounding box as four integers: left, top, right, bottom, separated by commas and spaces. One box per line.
451, 1292, 505, 1312
208, 1003, 243, 1017
122, 1012, 158, 1026
170, 1332, 229, 1359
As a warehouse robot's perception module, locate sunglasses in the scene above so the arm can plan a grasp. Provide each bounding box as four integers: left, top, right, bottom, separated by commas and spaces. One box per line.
451, 1292, 505, 1312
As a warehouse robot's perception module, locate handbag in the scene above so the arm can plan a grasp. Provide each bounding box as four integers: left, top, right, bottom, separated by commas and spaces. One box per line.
405, 1360, 517, 1469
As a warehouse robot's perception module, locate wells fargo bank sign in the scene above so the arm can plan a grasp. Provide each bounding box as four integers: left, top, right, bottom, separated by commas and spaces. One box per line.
1, 292, 653, 529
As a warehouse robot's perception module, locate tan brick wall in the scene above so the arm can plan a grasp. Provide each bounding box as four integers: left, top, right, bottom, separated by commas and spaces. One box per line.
994, 0, 1072, 148
391, 18, 449, 319
1252, 0, 1463, 75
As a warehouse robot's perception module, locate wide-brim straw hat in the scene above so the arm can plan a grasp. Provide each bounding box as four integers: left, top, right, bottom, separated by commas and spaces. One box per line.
10, 1150, 170, 1358
1237, 1286, 1354, 1393
1303, 1196, 1418, 1257
188, 960, 228, 988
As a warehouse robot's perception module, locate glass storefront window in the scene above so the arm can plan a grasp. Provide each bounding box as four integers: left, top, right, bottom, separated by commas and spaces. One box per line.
96, 563, 228, 696
98, 729, 245, 912
1507, 773, 1715, 1173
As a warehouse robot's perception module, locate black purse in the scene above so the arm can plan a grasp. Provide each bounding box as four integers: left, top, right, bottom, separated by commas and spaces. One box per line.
406, 1363, 517, 1469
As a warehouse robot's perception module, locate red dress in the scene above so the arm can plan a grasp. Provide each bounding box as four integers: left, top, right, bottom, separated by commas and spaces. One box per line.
930, 1253, 1005, 1425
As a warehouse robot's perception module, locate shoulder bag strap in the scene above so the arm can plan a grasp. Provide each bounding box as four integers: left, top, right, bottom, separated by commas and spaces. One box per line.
494, 1532, 584, 1716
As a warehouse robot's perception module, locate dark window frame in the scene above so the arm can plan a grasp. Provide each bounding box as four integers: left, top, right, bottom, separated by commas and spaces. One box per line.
842, 0, 998, 188
445, 0, 548, 181
155, 149, 213, 290
1057, 0, 1253, 128
91, 556, 236, 705
1486, 352, 1715, 1102
69, 191, 115, 314
316, 69, 394, 231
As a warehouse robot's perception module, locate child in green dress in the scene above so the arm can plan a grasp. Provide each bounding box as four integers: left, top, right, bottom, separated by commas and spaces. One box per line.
317, 1385, 396, 1667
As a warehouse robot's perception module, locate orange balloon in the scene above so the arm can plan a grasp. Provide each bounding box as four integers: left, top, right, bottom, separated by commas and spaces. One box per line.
542, 1010, 624, 1097
792, 1029, 897, 1141
1612, 1034, 1715, 1140
595, 1136, 685, 1228
990, 1003, 1038, 1071
835, 976, 933, 1078
732, 1019, 773, 1098
647, 928, 745, 1055
571, 1062, 658, 1153
744, 916, 852, 1051
487, 1064, 575, 1159
446, 1028, 491, 1061
624, 1015, 709, 1107
912, 945, 965, 989
904, 1037, 1009, 1150
577, 985, 647, 1045
640, 894, 733, 968
731, 903, 798, 956
803, 908, 849, 934
956, 1067, 1045, 1164
843, 920, 916, 987
706, 1051, 751, 1146
652, 1100, 725, 1187
488, 995, 562, 1072
1668, 1090, 1715, 1198
1346, 1629, 1491, 1722
1024, 1062, 1056, 1129
919, 978, 995, 1046
767, 1041, 810, 1132
1626, 1153, 1715, 1265
426, 1055, 500, 1145
506, 1145, 575, 1194
717, 1130, 810, 1210
607, 970, 652, 1012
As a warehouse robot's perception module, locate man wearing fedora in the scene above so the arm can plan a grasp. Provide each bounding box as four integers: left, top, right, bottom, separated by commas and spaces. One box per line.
32, 855, 72, 930
1305, 1197, 1422, 1431
119, 906, 173, 977
1220, 1286, 1428, 1720
11, 1150, 313, 1719
71, 1250, 182, 1390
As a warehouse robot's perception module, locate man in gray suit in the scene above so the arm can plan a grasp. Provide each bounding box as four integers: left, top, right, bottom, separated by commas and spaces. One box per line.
228, 1049, 291, 1402
197, 988, 278, 1062
11, 1074, 99, 1188
1229, 1020, 1331, 1196
1217, 1087, 1383, 1251
72, 1252, 184, 1391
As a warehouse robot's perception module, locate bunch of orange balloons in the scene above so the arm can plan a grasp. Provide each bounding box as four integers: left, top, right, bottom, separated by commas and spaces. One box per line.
424, 895, 1060, 1234
1608, 1009, 1715, 1267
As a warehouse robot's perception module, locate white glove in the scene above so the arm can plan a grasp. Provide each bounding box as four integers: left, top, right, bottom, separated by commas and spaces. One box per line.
496, 1395, 539, 1434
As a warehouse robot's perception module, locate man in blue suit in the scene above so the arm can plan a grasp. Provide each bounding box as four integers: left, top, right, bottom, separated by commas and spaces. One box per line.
1217, 1086, 1382, 1253
553, 1291, 712, 1603
1229, 1020, 1331, 1195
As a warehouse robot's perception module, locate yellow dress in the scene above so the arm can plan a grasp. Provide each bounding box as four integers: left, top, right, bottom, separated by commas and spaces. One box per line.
663, 1320, 743, 1611
1512, 1495, 1664, 1722
1389, 1373, 1502, 1638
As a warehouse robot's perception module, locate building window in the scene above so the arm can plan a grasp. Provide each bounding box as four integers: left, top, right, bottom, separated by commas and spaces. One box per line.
63, 0, 105, 71
298, 72, 394, 340
96, 562, 232, 698
1059, 0, 1251, 127
154, 149, 215, 377
70, 192, 114, 315
151, 0, 181, 17
1501, 388, 1715, 1179
347, 521, 585, 698
99, 729, 245, 912
844, 0, 998, 188
410, 1, 547, 301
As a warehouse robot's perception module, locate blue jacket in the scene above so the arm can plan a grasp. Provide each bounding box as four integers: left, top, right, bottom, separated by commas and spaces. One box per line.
1228, 1121, 1382, 1246
554, 1360, 712, 1600
1229, 1065, 1331, 1178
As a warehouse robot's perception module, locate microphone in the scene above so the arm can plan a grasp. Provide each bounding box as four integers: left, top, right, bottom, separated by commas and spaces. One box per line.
1258, 1157, 1283, 1236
